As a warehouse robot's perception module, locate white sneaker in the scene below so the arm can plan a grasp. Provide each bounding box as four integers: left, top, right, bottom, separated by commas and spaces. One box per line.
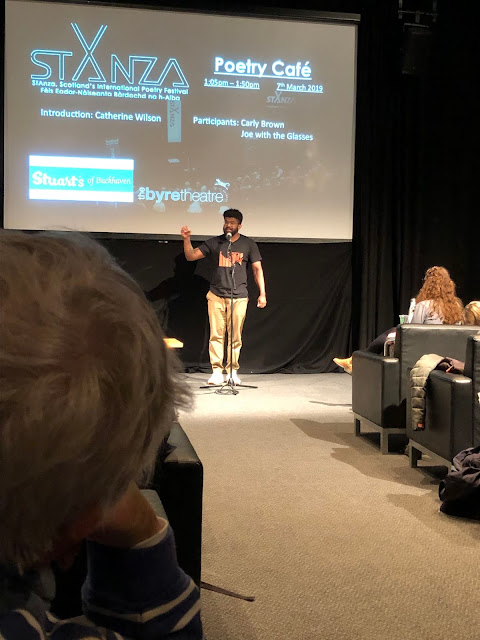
208, 371, 224, 385
228, 371, 242, 385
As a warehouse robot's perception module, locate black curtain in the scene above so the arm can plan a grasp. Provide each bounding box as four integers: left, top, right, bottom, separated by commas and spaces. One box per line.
102, 238, 352, 373
352, 0, 480, 349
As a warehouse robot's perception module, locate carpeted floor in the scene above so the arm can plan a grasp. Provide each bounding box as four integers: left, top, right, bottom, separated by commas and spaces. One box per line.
179, 372, 480, 640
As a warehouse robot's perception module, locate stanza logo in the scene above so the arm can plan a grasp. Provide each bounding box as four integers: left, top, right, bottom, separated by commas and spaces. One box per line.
267, 90, 294, 106
30, 23, 189, 89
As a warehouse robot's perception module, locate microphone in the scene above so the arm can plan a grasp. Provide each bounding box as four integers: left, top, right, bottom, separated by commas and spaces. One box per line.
225, 232, 232, 241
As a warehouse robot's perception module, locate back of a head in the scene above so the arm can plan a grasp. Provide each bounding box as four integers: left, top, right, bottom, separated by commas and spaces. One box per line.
416, 265, 463, 324
0, 231, 188, 570
464, 301, 480, 326
418, 266, 453, 297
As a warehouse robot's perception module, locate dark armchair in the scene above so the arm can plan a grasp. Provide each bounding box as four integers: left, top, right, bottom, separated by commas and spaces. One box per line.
407, 334, 480, 468
352, 324, 479, 453
51, 421, 203, 619
151, 421, 203, 586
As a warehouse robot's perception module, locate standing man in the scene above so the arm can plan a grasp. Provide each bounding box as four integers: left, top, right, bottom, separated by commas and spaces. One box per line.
181, 209, 266, 385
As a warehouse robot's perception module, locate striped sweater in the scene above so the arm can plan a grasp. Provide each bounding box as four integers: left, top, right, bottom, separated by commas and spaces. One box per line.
0, 522, 202, 639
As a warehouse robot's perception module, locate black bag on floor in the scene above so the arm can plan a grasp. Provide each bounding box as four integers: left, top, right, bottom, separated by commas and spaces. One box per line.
439, 446, 480, 519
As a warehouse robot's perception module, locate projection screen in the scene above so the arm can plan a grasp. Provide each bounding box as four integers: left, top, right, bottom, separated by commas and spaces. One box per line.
3, 0, 358, 240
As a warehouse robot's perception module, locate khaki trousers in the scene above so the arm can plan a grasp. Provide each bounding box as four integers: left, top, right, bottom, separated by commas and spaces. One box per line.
207, 291, 248, 372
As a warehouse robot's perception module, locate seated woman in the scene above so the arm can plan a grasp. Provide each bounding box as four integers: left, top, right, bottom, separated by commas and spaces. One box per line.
464, 300, 480, 325
334, 266, 464, 374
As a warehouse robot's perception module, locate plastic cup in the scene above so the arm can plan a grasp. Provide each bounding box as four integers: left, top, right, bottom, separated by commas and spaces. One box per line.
399, 314, 408, 324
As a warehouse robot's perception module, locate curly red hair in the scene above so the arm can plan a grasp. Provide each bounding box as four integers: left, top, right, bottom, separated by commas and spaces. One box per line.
416, 266, 464, 324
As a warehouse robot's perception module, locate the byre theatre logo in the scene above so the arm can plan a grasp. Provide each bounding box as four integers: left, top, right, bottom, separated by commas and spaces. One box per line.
138, 186, 228, 204
138, 177, 230, 205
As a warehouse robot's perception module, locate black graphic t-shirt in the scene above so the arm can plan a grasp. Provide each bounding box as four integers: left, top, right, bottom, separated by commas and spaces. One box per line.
198, 234, 262, 298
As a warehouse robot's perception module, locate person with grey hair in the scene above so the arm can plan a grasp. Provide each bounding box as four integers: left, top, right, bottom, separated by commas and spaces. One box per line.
0, 231, 202, 639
